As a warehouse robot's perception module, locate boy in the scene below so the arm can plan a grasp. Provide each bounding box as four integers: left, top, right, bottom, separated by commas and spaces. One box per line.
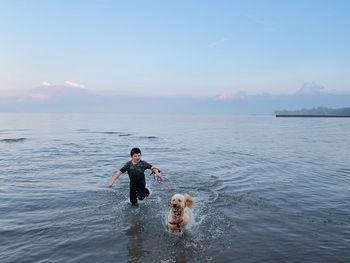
108, 147, 163, 206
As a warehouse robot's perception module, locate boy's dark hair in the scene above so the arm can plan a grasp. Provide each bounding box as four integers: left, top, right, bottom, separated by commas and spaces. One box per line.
130, 147, 141, 156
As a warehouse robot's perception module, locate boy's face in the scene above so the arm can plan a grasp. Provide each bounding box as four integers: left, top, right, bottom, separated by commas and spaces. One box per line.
131, 153, 141, 163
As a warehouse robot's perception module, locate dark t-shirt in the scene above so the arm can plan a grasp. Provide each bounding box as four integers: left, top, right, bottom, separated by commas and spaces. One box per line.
120, 160, 152, 188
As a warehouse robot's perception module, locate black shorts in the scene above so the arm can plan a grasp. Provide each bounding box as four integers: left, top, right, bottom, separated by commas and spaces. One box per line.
129, 186, 150, 205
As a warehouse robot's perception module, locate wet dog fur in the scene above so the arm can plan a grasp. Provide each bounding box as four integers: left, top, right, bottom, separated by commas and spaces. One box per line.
167, 193, 195, 233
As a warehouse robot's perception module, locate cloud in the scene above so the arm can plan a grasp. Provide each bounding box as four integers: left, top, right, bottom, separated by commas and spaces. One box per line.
215, 91, 248, 101
215, 92, 233, 101
3, 88, 350, 114
64, 81, 85, 89
25, 81, 90, 102
41, 80, 86, 89
296, 82, 325, 94
41, 81, 52, 87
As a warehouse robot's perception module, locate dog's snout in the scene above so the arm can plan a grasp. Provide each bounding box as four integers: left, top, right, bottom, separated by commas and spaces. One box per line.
173, 204, 177, 208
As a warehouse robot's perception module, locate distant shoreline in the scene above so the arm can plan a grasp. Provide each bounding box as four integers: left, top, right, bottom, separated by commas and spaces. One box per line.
276, 114, 350, 118
275, 107, 350, 118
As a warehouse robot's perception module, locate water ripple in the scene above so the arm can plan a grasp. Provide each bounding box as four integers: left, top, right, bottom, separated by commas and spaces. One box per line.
1, 114, 350, 262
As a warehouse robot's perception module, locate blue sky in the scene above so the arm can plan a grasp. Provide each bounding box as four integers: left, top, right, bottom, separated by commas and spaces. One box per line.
1, 0, 350, 103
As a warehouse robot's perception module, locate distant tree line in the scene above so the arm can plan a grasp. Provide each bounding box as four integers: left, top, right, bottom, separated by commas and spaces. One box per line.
275, 106, 350, 116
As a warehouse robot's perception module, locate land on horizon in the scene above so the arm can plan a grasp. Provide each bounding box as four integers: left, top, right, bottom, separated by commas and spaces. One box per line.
275, 106, 350, 117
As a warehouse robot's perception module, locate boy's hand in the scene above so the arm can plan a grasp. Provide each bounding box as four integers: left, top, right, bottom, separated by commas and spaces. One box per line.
156, 174, 163, 182
108, 178, 116, 188
108, 173, 121, 188
108, 180, 114, 188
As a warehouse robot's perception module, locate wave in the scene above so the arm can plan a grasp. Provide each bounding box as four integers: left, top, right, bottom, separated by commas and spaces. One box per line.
0, 138, 27, 143
0, 129, 31, 132
231, 151, 255, 157
118, 133, 132, 137
75, 130, 132, 136
98, 131, 132, 136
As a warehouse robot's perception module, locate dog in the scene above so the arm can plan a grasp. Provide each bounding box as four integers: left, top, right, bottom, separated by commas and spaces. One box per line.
167, 193, 195, 233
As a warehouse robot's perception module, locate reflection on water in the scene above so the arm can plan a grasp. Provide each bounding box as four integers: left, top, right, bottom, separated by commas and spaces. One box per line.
125, 217, 146, 262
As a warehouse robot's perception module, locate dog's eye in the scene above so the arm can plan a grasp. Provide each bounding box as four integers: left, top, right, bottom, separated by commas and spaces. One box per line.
178, 199, 181, 202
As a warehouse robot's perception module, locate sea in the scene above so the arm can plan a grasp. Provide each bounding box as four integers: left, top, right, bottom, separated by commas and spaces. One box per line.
0, 113, 349, 263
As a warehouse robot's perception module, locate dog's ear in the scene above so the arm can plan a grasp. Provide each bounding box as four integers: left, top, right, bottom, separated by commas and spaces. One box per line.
184, 194, 195, 209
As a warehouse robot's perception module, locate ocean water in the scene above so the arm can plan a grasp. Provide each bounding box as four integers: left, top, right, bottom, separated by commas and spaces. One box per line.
0, 113, 349, 263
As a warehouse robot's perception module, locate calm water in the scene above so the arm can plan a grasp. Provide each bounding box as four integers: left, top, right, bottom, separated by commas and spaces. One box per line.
0, 113, 349, 263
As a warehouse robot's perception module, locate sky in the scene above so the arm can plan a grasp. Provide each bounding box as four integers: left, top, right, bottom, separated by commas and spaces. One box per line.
0, 0, 350, 112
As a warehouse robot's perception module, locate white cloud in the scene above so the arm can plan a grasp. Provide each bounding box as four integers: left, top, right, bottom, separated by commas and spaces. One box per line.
40, 80, 86, 89
27, 80, 89, 101
64, 81, 86, 89
41, 81, 52, 87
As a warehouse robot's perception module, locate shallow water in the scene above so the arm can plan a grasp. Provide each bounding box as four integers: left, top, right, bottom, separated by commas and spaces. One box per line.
0, 113, 349, 262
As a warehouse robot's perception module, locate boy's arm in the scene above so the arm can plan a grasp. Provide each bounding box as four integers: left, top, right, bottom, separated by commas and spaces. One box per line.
108, 170, 123, 188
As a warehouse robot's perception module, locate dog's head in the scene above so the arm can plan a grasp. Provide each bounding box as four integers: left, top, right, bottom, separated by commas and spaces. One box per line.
170, 194, 195, 210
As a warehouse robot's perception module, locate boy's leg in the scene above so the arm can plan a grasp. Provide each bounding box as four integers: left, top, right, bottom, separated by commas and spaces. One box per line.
136, 187, 150, 200
129, 187, 138, 206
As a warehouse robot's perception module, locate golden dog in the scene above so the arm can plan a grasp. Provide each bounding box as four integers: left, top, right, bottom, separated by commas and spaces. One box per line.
167, 193, 195, 233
